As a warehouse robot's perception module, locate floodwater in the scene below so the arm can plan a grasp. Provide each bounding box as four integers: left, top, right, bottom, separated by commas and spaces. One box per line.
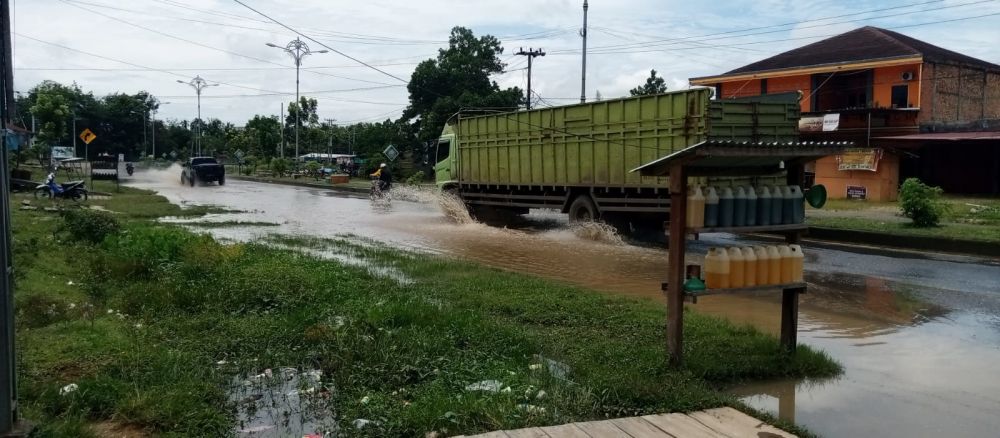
128, 168, 1000, 438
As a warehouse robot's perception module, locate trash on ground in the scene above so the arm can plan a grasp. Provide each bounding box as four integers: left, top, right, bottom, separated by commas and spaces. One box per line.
465, 380, 502, 392
59, 383, 79, 395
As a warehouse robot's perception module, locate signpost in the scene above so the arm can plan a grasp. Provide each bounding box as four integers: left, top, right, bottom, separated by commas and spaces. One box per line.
383, 144, 399, 162
79, 128, 96, 161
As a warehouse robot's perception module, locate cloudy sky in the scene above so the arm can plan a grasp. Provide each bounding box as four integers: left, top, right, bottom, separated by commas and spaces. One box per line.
12, 0, 1000, 125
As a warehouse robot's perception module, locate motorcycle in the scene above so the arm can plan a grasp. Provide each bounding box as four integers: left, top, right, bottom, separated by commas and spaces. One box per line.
34, 173, 89, 202
126, 163, 134, 176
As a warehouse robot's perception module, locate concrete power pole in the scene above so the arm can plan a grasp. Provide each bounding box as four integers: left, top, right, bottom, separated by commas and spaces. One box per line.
515, 48, 545, 110
0, 0, 28, 434
580, 0, 589, 103
280, 102, 285, 158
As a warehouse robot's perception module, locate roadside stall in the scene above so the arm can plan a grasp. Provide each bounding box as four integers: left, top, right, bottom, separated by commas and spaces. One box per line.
634, 140, 852, 365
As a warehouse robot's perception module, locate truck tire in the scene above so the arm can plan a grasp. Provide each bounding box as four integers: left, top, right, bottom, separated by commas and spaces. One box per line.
568, 195, 599, 222
189, 174, 196, 187
218, 175, 225, 186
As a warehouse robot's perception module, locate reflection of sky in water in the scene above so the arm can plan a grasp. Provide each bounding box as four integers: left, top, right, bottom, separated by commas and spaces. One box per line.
129, 172, 1000, 438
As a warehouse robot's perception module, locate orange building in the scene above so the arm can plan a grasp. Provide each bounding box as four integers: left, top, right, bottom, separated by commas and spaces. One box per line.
691, 27, 1000, 201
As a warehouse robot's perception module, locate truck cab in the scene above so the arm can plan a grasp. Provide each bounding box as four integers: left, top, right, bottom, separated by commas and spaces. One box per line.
434, 125, 457, 190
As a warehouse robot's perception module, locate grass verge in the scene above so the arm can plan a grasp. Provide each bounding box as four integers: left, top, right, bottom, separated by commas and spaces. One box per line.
12, 191, 840, 437
809, 196, 1000, 243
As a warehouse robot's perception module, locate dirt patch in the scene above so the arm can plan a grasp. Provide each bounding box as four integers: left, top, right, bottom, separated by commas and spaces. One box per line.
91, 421, 148, 438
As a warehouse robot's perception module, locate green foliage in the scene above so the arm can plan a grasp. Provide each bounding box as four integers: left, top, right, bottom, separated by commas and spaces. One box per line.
899, 178, 947, 227
58, 209, 122, 244
630, 69, 669, 96
404, 27, 524, 141
99, 225, 205, 277
405, 170, 426, 185
269, 157, 291, 177
305, 160, 321, 178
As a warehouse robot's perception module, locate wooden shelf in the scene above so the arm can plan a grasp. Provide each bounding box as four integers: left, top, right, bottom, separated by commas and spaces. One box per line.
688, 223, 807, 234
682, 282, 807, 299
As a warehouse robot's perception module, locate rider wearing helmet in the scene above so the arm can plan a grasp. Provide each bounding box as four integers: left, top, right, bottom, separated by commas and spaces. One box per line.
370, 163, 392, 191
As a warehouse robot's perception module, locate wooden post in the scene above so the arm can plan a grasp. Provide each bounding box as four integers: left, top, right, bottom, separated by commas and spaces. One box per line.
781, 162, 805, 353
666, 163, 687, 366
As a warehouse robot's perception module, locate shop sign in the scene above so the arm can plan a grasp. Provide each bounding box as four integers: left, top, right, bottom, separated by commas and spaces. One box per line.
846, 185, 867, 200
799, 113, 840, 132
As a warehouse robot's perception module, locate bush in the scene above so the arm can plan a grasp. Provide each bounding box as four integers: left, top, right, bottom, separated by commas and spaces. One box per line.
101, 225, 206, 277
269, 157, 290, 177
899, 178, 947, 227
59, 209, 122, 244
405, 170, 426, 185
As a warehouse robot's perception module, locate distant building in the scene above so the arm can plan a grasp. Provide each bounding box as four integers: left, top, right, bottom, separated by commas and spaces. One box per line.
691, 26, 1000, 201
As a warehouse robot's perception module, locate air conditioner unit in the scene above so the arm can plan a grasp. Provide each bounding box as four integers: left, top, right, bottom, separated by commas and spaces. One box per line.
901, 71, 915, 81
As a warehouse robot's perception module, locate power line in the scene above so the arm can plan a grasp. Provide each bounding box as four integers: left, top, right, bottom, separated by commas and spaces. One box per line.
57, 0, 399, 86
231, 0, 413, 86
14, 62, 420, 72
555, 0, 986, 54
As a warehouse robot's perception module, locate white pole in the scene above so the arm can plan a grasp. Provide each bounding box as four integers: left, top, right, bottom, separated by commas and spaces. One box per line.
581, 0, 588, 103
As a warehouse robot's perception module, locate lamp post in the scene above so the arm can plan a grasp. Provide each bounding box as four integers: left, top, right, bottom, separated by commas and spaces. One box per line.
176, 76, 218, 156
266, 38, 327, 161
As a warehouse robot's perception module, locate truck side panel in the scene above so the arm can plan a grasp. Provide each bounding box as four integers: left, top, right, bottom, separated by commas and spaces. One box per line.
458, 89, 711, 188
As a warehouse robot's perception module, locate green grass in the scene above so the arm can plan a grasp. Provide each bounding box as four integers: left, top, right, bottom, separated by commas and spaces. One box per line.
12, 192, 840, 437
811, 195, 1000, 243
808, 216, 1000, 243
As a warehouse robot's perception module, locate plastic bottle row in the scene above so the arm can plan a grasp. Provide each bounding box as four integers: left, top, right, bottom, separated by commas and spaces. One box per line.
702, 245, 804, 290
685, 185, 806, 229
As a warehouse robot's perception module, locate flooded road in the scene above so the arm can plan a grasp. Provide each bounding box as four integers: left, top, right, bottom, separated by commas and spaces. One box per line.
130, 170, 1000, 438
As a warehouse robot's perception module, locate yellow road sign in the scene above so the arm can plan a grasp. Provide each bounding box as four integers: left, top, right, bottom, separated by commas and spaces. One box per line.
79, 128, 97, 145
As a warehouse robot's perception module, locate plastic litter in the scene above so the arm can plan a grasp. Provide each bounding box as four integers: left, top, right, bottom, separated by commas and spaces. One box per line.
465, 380, 502, 392
59, 383, 79, 396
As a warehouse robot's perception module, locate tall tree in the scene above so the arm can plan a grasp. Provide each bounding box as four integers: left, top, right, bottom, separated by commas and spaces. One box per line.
629, 69, 668, 96
404, 27, 523, 141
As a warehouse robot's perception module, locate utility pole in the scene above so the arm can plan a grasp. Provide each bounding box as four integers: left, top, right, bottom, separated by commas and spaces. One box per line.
143, 109, 147, 158
279, 102, 285, 158
324, 118, 336, 165
580, 0, 589, 103
515, 48, 545, 110
0, 0, 28, 434
151, 102, 169, 161
72, 114, 77, 157
267, 38, 327, 161
176, 76, 218, 156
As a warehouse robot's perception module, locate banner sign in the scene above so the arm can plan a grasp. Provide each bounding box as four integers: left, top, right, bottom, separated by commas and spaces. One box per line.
838, 148, 883, 172
799, 113, 840, 132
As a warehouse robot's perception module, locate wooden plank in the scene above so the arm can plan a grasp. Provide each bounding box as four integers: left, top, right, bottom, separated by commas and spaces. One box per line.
641, 413, 724, 438
611, 417, 674, 438
538, 423, 592, 438
504, 427, 548, 438
666, 163, 687, 366
573, 420, 633, 437
689, 407, 797, 438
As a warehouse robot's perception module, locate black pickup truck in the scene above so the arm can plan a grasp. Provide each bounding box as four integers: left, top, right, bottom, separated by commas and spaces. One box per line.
181, 157, 225, 186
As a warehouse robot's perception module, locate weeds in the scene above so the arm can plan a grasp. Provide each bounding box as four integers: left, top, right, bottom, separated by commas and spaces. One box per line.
12, 193, 841, 436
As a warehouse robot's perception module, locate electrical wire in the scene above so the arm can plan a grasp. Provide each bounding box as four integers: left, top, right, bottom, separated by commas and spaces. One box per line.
554, 0, 993, 54
57, 0, 400, 86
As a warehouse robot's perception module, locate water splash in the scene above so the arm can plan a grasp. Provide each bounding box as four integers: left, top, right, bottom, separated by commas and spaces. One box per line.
390, 185, 475, 225
569, 221, 624, 245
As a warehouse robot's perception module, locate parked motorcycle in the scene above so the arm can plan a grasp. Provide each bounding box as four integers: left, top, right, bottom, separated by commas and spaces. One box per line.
34, 173, 89, 202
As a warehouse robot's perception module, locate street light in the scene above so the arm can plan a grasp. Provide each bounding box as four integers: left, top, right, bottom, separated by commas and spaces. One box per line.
176, 76, 218, 156
266, 38, 327, 161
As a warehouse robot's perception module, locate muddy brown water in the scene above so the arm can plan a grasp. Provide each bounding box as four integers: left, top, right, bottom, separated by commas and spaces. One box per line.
129, 168, 1000, 438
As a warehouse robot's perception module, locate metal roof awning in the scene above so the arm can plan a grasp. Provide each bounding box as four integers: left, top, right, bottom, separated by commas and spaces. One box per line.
875, 132, 1000, 142
632, 140, 854, 177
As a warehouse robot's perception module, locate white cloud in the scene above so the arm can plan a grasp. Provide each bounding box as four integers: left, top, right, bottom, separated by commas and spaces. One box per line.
12, 0, 999, 125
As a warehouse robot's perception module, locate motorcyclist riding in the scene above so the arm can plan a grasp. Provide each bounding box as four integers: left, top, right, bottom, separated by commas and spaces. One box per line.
370, 163, 392, 192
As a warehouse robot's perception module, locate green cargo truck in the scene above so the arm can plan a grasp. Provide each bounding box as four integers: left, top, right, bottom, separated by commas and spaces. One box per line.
434, 89, 799, 222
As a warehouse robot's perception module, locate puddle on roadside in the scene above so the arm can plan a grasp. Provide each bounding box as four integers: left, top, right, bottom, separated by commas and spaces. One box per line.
229, 367, 337, 438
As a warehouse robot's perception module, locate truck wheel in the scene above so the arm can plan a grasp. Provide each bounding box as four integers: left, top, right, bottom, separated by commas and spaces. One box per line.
218, 175, 225, 186
189, 174, 196, 187
568, 195, 599, 222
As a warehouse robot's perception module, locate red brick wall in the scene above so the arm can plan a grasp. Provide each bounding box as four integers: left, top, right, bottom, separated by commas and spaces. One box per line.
921, 62, 1000, 126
